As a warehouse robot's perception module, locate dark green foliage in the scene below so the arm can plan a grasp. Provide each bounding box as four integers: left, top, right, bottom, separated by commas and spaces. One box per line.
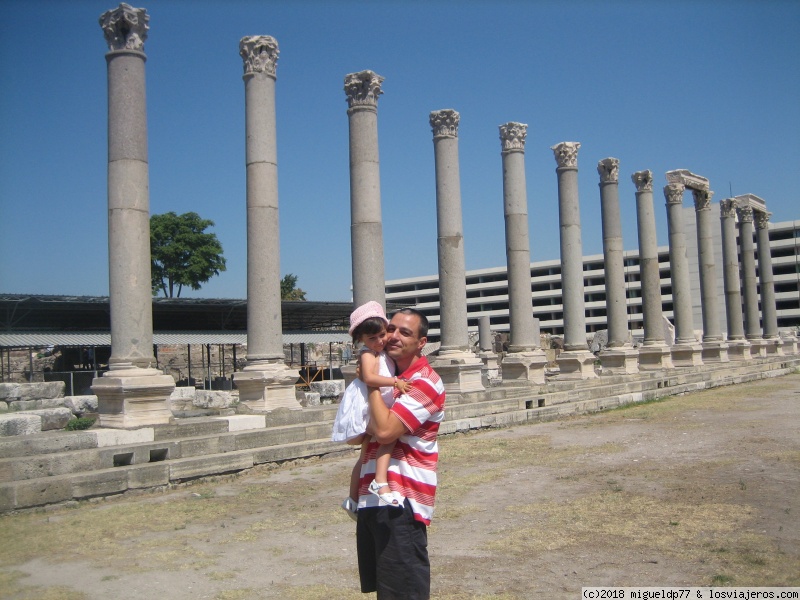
65, 417, 96, 431
280, 273, 307, 301
150, 212, 226, 298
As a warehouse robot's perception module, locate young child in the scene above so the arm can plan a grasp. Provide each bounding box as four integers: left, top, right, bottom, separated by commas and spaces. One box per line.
331, 301, 411, 520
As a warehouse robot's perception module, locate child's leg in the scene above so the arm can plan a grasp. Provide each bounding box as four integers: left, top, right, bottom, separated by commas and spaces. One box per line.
373, 440, 397, 495
348, 438, 370, 502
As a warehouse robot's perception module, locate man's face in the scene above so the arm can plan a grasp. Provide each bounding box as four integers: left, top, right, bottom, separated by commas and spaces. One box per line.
385, 312, 426, 365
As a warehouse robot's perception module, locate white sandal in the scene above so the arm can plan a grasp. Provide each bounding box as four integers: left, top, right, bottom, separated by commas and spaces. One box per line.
368, 480, 404, 507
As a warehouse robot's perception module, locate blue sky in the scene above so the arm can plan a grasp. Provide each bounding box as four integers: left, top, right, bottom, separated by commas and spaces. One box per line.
1, 0, 798, 302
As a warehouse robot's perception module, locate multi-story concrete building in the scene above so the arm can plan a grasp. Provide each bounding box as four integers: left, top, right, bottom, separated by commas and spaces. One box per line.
385, 215, 800, 342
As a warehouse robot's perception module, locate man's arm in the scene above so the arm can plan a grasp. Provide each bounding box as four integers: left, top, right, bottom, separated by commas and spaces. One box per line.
366, 385, 407, 444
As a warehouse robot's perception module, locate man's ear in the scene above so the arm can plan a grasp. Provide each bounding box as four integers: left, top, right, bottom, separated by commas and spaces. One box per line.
417, 336, 427, 352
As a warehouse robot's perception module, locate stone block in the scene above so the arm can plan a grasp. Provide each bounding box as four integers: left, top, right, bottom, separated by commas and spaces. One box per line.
0, 384, 20, 401
179, 436, 235, 458
63, 396, 99, 416
72, 470, 129, 499
302, 392, 321, 406
309, 380, 345, 398
91, 428, 155, 447
0, 414, 41, 437
18, 407, 73, 431
169, 452, 254, 481
128, 463, 170, 489
194, 390, 234, 409
0, 402, 7, 413
0, 485, 14, 512
14, 477, 73, 509
214, 415, 265, 432
17, 381, 65, 401
9, 400, 39, 411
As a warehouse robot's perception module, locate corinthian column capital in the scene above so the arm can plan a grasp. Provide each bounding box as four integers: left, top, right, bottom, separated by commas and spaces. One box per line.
664, 182, 685, 205
737, 205, 754, 224
692, 188, 713, 211
597, 157, 619, 183
631, 170, 654, 192
499, 122, 527, 153
720, 198, 737, 219
100, 3, 149, 52
551, 141, 580, 169
344, 70, 384, 111
755, 210, 772, 230
430, 109, 460, 139
239, 36, 279, 78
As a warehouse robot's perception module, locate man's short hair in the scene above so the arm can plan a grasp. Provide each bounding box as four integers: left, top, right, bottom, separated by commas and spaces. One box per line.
392, 308, 429, 339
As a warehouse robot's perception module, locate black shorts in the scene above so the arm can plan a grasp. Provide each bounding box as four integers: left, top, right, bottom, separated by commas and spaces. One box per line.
356, 501, 430, 600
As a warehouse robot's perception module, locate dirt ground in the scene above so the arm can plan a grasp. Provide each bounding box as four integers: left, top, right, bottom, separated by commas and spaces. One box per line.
1, 373, 798, 600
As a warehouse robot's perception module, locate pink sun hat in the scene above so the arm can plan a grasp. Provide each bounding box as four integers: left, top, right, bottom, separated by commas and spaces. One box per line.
349, 301, 388, 336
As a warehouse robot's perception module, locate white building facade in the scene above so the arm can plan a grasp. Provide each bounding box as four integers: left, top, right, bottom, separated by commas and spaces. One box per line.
385, 216, 800, 342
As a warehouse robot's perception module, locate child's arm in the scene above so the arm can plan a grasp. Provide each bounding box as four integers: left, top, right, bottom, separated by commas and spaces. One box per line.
359, 351, 402, 390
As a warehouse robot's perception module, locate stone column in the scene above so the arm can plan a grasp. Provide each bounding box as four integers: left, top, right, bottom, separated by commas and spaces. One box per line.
429, 109, 484, 394
755, 210, 783, 355
92, 3, 174, 428
498, 122, 546, 384
692, 188, 729, 362
632, 171, 673, 370
597, 158, 637, 374
552, 142, 597, 379
737, 204, 767, 357
233, 36, 299, 410
664, 182, 703, 366
345, 70, 386, 308
719, 199, 751, 360
477, 315, 499, 380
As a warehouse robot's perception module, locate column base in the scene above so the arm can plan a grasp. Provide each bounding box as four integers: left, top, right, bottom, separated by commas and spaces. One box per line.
637, 344, 674, 371
431, 350, 486, 394
598, 346, 639, 375
556, 349, 598, 380
234, 362, 301, 411
764, 337, 784, 356
478, 351, 500, 380
671, 343, 704, 367
747, 338, 769, 358
701, 340, 729, 363
779, 335, 798, 356
725, 340, 752, 361
92, 367, 175, 429
501, 350, 547, 385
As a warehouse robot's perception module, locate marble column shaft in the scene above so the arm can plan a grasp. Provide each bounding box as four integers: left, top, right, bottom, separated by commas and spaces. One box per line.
345, 70, 385, 308
431, 109, 469, 353
94, 3, 173, 428
632, 171, 666, 346
755, 211, 779, 339
719, 200, 746, 341
738, 207, 761, 340
240, 36, 283, 363
500, 123, 538, 351
664, 183, 696, 345
692, 189, 723, 341
102, 9, 155, 370
552, 142, 588, 351
597, 158, 628, 347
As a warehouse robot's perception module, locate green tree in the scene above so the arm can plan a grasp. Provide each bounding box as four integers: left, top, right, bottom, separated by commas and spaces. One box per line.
280, 273, 307, 301
150, 211, 226, 298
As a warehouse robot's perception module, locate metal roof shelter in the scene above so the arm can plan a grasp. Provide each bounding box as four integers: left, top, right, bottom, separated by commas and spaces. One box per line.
0, 295, 407, 348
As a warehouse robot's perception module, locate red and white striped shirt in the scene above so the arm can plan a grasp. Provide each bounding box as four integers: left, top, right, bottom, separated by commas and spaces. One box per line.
357, 356, 446, 525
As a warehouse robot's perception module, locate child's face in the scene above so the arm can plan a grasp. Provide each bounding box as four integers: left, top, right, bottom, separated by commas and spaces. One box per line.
361, 326, 387, 353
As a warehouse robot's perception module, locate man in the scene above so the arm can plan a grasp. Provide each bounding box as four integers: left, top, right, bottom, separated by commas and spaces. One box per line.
357, 308, 446, 600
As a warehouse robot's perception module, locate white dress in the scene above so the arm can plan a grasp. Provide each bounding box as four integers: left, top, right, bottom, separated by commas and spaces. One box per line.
331, 348, 396, 442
